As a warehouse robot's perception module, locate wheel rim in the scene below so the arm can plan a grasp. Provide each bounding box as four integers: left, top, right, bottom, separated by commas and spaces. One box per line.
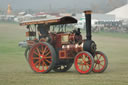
29, 43, 52, 72
75, 52, 93, 74
93, 52, 106, 72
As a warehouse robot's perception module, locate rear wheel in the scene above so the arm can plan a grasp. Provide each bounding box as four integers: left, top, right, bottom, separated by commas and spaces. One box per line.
93, 51, 108, 73
74, 51, 94, 74
24, 47, 30, 61
28, 42, 56, 73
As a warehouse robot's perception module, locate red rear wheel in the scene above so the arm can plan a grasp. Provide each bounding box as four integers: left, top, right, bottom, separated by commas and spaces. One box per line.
28, 42, 56, 73
93, 51, 108, 73
74, 51, 94, 74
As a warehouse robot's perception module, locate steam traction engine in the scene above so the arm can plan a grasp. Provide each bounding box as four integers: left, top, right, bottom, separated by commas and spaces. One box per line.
19, 10, 108, 74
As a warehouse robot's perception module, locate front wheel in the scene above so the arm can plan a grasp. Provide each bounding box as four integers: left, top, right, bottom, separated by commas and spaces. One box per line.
93, 51, 108, 73
74, 51, 94, 74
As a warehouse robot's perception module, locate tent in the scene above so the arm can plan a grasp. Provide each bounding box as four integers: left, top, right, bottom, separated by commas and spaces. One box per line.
107, 4, 128, 19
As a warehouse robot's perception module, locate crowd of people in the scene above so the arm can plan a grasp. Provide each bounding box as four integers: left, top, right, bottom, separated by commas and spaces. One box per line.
92, 20, 128, 33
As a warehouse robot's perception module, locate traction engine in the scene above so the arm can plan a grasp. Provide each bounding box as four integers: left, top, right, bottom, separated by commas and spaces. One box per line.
19, 10, 108, 74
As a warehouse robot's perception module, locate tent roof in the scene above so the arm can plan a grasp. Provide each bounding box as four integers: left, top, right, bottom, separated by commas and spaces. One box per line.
107, 4, 128, 19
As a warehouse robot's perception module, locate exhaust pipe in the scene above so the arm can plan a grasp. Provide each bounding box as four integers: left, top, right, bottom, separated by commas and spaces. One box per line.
83, 10, 96, 55
84, 10, 92, 40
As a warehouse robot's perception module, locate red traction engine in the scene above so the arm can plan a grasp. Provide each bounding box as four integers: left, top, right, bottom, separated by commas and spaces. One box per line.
19, 10, 108, 74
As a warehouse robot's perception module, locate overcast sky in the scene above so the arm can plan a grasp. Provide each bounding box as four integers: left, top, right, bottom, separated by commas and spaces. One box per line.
0, 0, 108, 10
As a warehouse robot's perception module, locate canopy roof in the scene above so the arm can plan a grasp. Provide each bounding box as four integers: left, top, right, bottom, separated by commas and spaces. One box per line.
20, 16, 77, 26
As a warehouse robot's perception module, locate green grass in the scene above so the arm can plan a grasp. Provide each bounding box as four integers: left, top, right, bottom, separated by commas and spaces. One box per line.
94, 32, 128, 39
0, 23, 128, 85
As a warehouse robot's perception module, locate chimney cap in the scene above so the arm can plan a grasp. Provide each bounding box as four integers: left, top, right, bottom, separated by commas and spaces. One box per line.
84, 10, 92, 14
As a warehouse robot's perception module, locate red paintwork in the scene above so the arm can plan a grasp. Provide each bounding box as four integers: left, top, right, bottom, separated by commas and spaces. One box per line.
27, 32, 83, 59
49, 32, 83, 59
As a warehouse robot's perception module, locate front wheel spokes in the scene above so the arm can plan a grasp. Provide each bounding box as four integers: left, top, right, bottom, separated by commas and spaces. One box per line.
81, 64, 84, 71
94, 63, 98, 69
100, 60, 105, 62
85, 64, 88, 70
82, 55, 86, 62
98, 55, 102, 60
93, 51, 108, 73
99, 63, 104, 68
98, 64, 100, 70
78, 59, 91, 71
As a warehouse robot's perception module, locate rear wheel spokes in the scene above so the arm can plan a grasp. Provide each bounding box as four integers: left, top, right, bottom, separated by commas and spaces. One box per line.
45, 59, 52, 64
44, 56, 52, 59
42, 46, 48, 55
32, 57, 40, 60
29, 42, 56, 73
34, 60, 40, 66
33, 51, 40, 56
36, 48, 41, 55
42, 60, 48, 71
45, 51, 51, 57
42, 61, 45, 70
34, 58, 52, 71
37, 60, 41, 69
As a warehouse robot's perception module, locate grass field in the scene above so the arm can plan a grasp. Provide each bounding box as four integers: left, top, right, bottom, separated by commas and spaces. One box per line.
0, 23, 128, 85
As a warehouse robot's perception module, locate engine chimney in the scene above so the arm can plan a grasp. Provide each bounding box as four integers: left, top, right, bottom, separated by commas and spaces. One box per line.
84, 10, 92, 40
83, 10, 96, 55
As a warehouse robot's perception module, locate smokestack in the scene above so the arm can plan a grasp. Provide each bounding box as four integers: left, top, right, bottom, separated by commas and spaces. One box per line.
84, 10, 92, 40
